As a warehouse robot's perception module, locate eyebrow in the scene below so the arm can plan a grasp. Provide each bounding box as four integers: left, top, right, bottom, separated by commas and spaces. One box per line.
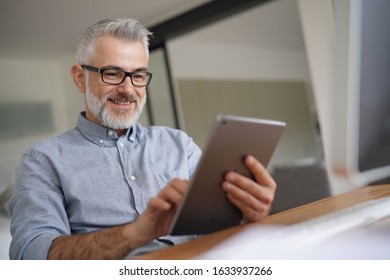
101, 65, 148, 72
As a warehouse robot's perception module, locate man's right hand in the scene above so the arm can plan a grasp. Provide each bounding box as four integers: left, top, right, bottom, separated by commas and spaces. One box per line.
48, 178, 189, 259
129, 178, 189, 245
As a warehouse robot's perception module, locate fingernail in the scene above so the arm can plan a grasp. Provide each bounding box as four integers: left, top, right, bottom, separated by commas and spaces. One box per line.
226, 172, 235, 180
223, 182, 232, 190
246, 155, 254, 163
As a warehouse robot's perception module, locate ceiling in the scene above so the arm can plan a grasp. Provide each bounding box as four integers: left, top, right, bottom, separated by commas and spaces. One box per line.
0, 0, 304, 57
0, 0, 211, 55
177, 0, 304, 52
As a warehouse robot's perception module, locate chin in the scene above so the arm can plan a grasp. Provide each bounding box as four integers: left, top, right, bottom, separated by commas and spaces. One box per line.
102, 112, 139, 129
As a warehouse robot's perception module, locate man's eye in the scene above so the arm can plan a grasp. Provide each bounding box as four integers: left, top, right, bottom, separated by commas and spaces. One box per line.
132, 73, 146, 81
104, 70, 121, 78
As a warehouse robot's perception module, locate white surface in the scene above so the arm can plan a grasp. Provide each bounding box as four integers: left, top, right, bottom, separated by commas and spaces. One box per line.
199, 198, 390, 260
274, 196, 390, 244
199, 222, 390, 260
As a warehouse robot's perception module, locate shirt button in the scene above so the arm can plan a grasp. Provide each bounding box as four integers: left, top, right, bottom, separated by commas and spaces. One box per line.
108, 130, 114, 136
99, 139, 104, 144
119, 143, 124, 148
130, 175, 136, 181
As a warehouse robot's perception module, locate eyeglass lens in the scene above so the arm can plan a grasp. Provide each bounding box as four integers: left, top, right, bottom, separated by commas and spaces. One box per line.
102, 69, 151, 86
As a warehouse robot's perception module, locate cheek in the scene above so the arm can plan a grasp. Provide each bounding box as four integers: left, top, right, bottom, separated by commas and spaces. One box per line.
91, 85, 116, 100
136, 88, 147, 98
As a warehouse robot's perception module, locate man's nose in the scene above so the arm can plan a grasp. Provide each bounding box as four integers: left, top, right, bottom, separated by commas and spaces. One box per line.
117, 76, 135, 91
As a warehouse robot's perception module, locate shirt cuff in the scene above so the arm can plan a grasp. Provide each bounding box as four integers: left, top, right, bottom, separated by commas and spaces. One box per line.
22, 233, 60, 260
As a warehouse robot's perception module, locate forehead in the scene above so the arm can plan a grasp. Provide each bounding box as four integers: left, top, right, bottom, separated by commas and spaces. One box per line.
90, 36, 148, 69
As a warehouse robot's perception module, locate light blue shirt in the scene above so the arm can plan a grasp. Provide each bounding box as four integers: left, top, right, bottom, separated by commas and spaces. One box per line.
6, 113, 202, 259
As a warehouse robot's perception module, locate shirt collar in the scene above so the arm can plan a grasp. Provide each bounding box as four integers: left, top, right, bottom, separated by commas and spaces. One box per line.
76, 112, 137, 146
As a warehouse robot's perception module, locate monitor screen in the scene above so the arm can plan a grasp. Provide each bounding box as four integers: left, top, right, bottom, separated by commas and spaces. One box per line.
357, 0, 390, 174
332, 0, 390, 186
346, 0, 390, 184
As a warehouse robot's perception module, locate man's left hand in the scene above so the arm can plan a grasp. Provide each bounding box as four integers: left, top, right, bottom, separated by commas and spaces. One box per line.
222, 155, 276, 223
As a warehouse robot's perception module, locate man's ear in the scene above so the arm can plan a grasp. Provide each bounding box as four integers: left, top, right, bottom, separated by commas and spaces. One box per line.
71, 64, 86, 93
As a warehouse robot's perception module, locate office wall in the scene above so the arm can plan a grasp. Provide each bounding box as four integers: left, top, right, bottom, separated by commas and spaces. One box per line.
147, 49, 177, 128
0, 54, 82, 168
177, 79, 318, 170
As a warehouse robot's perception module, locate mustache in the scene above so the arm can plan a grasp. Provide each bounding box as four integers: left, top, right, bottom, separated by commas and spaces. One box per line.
106, 92, 138, 103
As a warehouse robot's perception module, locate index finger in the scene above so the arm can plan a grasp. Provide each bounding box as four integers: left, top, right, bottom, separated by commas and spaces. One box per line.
158, 178, 189, 206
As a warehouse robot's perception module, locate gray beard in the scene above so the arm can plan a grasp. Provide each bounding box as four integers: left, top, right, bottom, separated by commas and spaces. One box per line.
85, 86, 146, 130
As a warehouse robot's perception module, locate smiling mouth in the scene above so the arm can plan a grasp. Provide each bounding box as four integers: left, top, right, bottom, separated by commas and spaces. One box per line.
111, 100, 132, 105
108, 98, 136, 107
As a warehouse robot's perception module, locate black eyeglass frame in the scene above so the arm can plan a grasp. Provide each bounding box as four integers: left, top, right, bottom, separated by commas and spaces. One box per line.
81, 64, 153, 87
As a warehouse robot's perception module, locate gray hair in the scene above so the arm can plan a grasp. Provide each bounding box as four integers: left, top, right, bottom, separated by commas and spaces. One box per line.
76, 17, 153, 65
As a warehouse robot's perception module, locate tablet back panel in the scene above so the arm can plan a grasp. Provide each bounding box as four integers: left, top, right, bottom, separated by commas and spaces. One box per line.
170, 115, 285, 235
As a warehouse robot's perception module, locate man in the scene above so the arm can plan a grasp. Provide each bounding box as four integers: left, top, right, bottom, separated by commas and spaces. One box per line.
6, 18, 276, 259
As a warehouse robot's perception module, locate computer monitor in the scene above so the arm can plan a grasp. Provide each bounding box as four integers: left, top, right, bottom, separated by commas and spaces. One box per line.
332, 0, 390, 186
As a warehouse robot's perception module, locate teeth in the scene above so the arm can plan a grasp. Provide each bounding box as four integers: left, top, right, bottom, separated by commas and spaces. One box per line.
112, 100, 132, 105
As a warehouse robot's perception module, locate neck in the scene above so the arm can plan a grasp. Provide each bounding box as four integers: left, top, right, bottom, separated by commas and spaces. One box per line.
116, 129, 128, 137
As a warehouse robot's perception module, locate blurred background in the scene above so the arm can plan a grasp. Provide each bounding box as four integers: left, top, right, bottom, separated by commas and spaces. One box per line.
1, 0, 389, 259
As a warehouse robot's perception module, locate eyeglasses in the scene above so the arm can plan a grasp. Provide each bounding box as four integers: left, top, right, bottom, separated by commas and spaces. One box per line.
81, 64, 153, 87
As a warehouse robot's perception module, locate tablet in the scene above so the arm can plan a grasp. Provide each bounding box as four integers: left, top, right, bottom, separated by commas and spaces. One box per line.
169, 114, 286, 235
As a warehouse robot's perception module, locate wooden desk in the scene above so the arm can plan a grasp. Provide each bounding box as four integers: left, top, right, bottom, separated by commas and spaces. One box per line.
135, 184, 390, 260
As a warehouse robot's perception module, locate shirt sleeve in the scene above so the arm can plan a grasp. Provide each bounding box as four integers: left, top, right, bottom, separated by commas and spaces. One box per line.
184, 132, 202, 178
6, 149, 71, 260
